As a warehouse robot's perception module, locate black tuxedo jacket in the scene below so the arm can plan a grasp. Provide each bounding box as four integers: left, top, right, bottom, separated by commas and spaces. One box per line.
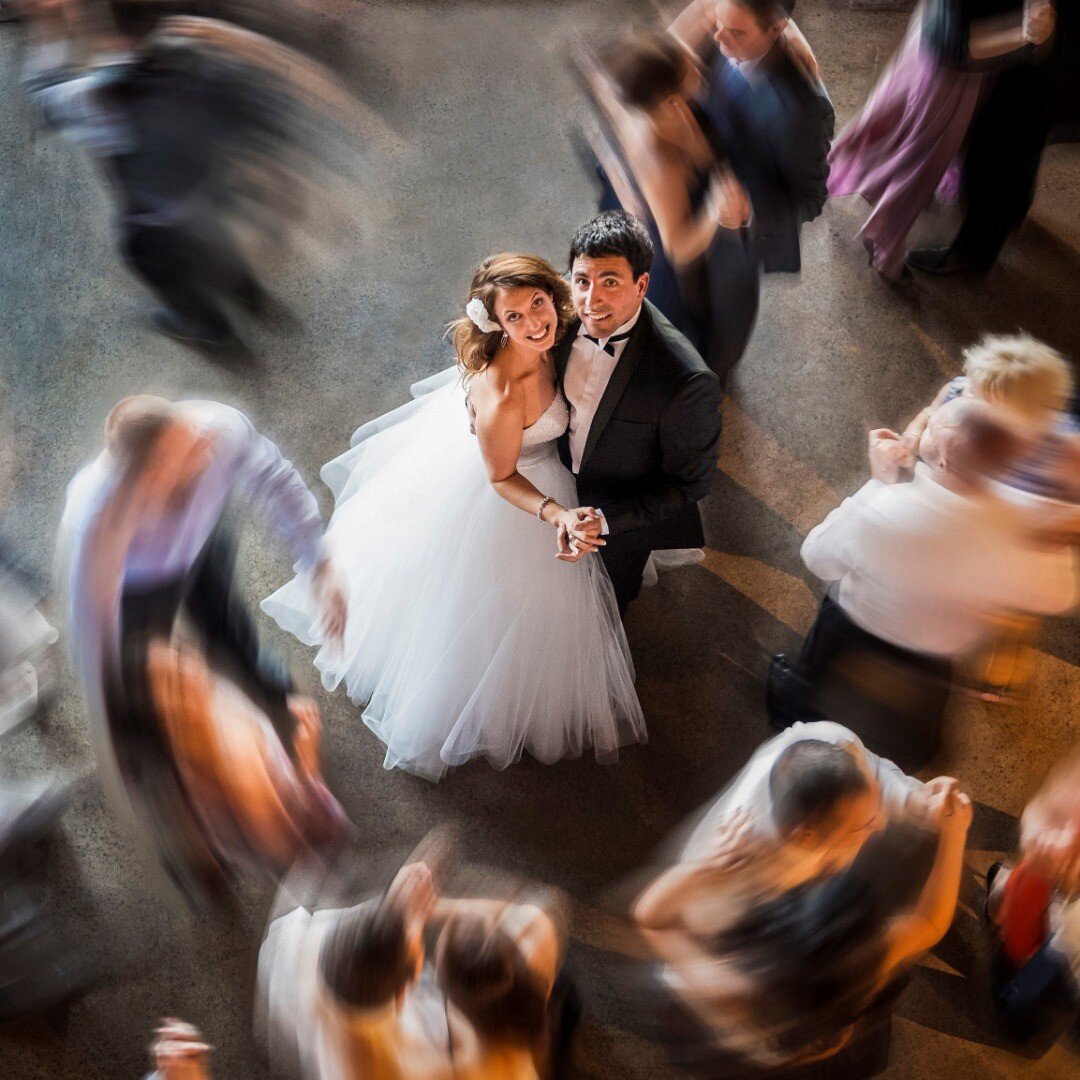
700, 43, 834, 275
554, 301, 721, 554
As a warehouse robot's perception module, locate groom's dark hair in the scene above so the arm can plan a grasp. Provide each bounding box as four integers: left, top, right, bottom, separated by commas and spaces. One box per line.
769, 740, 869, 837
569, 211, 654, 281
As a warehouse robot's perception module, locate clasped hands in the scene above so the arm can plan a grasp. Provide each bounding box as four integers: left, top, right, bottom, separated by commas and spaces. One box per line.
868, 428, 920, 484
554, 506, 606, 563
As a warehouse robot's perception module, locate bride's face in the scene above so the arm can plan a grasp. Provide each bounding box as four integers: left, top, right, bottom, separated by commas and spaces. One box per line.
493, 286, 558, 354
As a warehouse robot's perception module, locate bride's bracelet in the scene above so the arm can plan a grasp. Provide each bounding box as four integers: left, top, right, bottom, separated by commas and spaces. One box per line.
536, 495, 555, 522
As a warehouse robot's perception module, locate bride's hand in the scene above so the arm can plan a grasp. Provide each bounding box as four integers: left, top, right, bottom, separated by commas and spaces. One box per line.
556, 523, 596, 562
557, 507, 605, 547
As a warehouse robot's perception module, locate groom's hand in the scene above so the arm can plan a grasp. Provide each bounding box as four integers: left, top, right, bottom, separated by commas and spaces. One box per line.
568, 507, 604, 544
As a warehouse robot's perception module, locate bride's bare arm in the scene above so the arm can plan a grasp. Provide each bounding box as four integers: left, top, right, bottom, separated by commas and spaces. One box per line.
473, 381, 561, 517
472, 380, 602, 555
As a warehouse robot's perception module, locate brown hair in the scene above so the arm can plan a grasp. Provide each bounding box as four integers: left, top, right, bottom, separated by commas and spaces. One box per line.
450, 253, 575, 377
435, 914, 549, 1048
320, 900, 415, 1010
601, 30, 689, 111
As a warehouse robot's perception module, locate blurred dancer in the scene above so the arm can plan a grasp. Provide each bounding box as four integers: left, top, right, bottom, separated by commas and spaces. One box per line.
872, 334, 1078, 697
829, 0, 1055, 283
58, 394, 346, 905
638, 799, 970, 1076
259, 853, 572, 1079
635, 721, 955, 935
588, 2, 832, 379
768, 398, 1079, 768
0, 773, 94, 1024
829, 0, 1049, 282
147, 638, 348, 881
21, 0, 356, 350
0, 548, 57, 738
260, 860, 450, 1078
432, 891, 573, 1079
907, 0, 1075, 274
985, 744, 1080, 1043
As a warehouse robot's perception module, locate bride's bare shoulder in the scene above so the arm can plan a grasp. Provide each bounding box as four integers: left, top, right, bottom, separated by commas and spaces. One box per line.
469, 361, 523, 415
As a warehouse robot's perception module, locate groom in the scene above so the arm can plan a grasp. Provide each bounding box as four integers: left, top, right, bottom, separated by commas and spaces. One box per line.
556, 211, 722, 616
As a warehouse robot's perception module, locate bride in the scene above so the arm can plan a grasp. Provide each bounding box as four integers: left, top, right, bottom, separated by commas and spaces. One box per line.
263, 253, 646, 781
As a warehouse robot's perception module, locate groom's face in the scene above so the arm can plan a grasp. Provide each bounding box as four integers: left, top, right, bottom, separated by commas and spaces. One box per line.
571, 255, 649, 340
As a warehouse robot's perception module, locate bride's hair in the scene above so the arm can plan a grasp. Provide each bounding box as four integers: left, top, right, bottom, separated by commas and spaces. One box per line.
451, 253, 575, 377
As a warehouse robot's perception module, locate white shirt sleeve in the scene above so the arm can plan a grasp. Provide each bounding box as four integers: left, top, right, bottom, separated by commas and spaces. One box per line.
228, 411, 326, 572
801, 480, 885, 583
862, 743, 921, 815
783, 721, 920, 817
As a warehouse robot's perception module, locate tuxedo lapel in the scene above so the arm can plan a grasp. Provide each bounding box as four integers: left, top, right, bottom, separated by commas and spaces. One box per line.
579, 305, 652, 472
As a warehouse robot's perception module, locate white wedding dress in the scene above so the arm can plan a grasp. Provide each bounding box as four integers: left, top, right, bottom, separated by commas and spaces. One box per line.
262, 367, 646, 781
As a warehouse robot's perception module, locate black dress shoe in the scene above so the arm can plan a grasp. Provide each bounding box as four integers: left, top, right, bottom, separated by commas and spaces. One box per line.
152, 308, 240, 350
905, 246, 994, 276
766, 654, 792, 732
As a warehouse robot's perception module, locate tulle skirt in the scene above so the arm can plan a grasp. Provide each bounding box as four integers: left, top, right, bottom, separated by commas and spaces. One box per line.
262, 368, 646, 781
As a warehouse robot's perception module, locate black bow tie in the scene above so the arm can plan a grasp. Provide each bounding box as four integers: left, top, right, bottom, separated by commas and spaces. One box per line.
582, 329, 632, 356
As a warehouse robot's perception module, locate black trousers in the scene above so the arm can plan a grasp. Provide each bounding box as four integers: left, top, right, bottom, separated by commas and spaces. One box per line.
600, 542, 652, 619
950, 63, 1051, 267
767, 595, 952, 771
699, 238, 761, 380
120, 219, 262, 339
121, 521, 294, 744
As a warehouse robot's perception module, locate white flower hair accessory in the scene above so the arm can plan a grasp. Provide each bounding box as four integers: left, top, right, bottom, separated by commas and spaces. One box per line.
466, 297, 500, 334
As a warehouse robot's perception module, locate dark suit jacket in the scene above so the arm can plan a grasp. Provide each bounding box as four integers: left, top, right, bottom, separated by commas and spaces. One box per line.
699, 43, 834, 274
554, 301, 721, 554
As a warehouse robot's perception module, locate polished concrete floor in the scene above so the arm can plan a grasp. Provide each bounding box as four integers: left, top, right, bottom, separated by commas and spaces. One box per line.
1, 1, 1079, 1077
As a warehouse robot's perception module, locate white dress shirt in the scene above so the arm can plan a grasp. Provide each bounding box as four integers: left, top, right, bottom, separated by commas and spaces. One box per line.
259, 902, 458, 1080
563, 306, 642, 475
664, 721, 920, 966
680, 720, 919, 871
57, 401, 326, 820
60, 400, 325, 591
801, 465, 1080, 656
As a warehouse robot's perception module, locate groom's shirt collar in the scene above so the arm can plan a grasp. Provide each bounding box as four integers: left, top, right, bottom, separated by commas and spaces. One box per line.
576, 305, 642, 350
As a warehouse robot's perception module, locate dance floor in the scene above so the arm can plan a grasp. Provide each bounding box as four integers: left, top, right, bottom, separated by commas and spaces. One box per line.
2, 1, 1078, 1076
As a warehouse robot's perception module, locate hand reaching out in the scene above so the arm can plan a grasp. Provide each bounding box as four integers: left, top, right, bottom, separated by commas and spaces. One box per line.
700, 811, 756, 874
907, 776, 959, 827
1023, 0, 1055, 45
387, 861, 437, 932
312, 558, 347, 645
710, 166, 751, 231
152, 1019, 212, 1080
289, 695, 322, 776
868, 428, 918, 484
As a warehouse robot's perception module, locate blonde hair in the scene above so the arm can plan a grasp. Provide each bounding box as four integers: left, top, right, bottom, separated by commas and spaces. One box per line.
450, 253, 575, 377
963, 334, 1073, 421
